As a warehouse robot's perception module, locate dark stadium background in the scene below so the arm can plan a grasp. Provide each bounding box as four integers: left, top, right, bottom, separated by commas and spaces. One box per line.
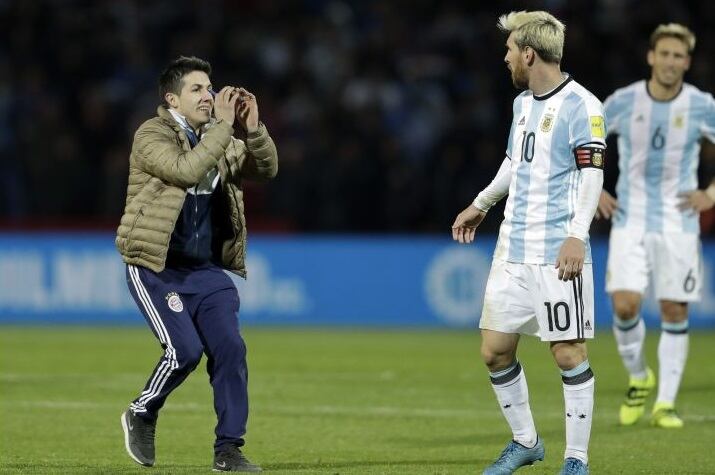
3, 0, 715, 234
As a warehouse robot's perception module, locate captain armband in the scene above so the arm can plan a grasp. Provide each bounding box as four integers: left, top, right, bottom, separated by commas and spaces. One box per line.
573, 146, 605, 170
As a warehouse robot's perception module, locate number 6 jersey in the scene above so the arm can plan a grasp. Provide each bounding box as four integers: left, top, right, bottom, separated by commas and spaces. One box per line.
495, 76, 606, 265
604, 80, 715, 234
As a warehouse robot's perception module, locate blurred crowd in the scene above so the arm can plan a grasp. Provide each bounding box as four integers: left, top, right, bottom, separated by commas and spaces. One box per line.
3, 0, 715, 233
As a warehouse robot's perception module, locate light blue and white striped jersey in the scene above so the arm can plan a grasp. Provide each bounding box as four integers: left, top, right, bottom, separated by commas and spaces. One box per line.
604, 80, 715, 233
495, 76, 606, 265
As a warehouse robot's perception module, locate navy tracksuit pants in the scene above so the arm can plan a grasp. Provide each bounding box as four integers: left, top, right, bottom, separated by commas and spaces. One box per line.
125, 262, 248, 452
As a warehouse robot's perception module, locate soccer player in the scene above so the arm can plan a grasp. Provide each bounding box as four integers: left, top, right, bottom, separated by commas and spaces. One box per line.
116, 56, 277, 471
598, 24, 715, 429
452, 11, 604, 475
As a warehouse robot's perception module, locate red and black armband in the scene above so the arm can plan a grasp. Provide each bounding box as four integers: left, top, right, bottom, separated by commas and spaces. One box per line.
573, 146, 605, 170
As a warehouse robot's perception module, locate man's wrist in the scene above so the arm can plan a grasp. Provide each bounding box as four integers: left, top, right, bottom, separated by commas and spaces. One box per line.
215, 117, 234, 127
567, 233, 587, 244
246, 121, 263, 136
705, 183, 715, 202
472, 195, 491, 213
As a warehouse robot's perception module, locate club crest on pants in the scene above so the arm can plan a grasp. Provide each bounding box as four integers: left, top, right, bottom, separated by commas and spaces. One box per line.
165, 292, 184, 312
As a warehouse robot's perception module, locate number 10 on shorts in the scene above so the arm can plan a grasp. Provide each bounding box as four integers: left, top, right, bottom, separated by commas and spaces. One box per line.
544, 301, 571, 332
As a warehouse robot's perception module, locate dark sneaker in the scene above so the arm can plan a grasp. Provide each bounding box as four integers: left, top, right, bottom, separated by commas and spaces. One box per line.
213, 445, 262, 472
120, 409, 156, 466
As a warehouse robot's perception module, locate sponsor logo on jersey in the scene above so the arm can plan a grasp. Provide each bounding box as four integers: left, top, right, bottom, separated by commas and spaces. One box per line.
518, 116, 526, 126
540, 113, 555, 133
674, 115, 684, 128
165, 292, 184, 313
590, 116, 605, 138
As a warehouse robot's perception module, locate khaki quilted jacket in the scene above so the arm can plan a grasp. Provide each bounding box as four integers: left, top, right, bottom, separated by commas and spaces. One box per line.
115, 106, 278, 277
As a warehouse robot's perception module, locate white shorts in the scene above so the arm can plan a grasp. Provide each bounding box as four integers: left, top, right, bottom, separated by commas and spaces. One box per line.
605, 228, 702, 302
479, 260, 595, 341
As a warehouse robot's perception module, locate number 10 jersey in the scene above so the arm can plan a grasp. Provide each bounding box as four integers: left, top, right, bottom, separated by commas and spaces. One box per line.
495, 76, 606, 265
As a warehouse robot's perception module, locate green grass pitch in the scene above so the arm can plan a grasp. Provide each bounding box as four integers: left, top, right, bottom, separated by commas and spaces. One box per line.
1, 327, 714, 474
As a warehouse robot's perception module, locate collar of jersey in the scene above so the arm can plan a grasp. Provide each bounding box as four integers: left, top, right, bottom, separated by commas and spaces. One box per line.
645, 80, 684, 103
533, 74, 573, 101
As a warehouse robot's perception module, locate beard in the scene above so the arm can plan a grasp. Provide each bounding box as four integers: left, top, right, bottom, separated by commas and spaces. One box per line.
510, 60, 529, 89
654, 69, 682, 89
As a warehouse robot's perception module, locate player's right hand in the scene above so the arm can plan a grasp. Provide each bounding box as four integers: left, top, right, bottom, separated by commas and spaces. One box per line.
595, 190, 618, 220
451, 205, 486, 244
213, 86, 239, 126
555, 237, 585, 281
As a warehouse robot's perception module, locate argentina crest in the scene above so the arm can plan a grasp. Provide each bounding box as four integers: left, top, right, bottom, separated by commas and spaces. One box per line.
540, 113, 555, 133
592, 150, 603, 168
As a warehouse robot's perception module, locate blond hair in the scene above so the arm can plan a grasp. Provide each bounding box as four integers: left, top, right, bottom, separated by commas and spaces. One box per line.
497, 10, 565, 64
650, 23, 696, 53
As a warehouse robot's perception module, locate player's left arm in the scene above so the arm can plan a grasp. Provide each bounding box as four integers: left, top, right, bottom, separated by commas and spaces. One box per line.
679, 92, 715, 212
594, 92, 623, 220
556, 98, 606, 281
557, 155, 604, 281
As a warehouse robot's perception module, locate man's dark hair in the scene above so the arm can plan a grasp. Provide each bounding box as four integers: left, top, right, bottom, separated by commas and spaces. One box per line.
159, 56, 212, 106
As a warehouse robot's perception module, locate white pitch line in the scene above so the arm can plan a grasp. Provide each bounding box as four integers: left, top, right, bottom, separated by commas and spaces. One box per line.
3, 400, 480, 417
4, 400, 715, 422
0, 372, 148, 382
4, 400, 206, 412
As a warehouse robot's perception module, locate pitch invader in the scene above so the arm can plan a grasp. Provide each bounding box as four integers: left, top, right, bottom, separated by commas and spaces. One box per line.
598, 24, 715, 429
452, 10, 605, 475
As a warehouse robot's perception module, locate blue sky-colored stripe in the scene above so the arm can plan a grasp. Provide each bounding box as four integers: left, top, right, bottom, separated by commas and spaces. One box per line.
508, 99, 544, 262
561, 359, 591, 377
545, 93, 580, 263
681, 92, 701, 233
645, 101, 671, 232
662, 320, 689, 331
612, 91, 635, 228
